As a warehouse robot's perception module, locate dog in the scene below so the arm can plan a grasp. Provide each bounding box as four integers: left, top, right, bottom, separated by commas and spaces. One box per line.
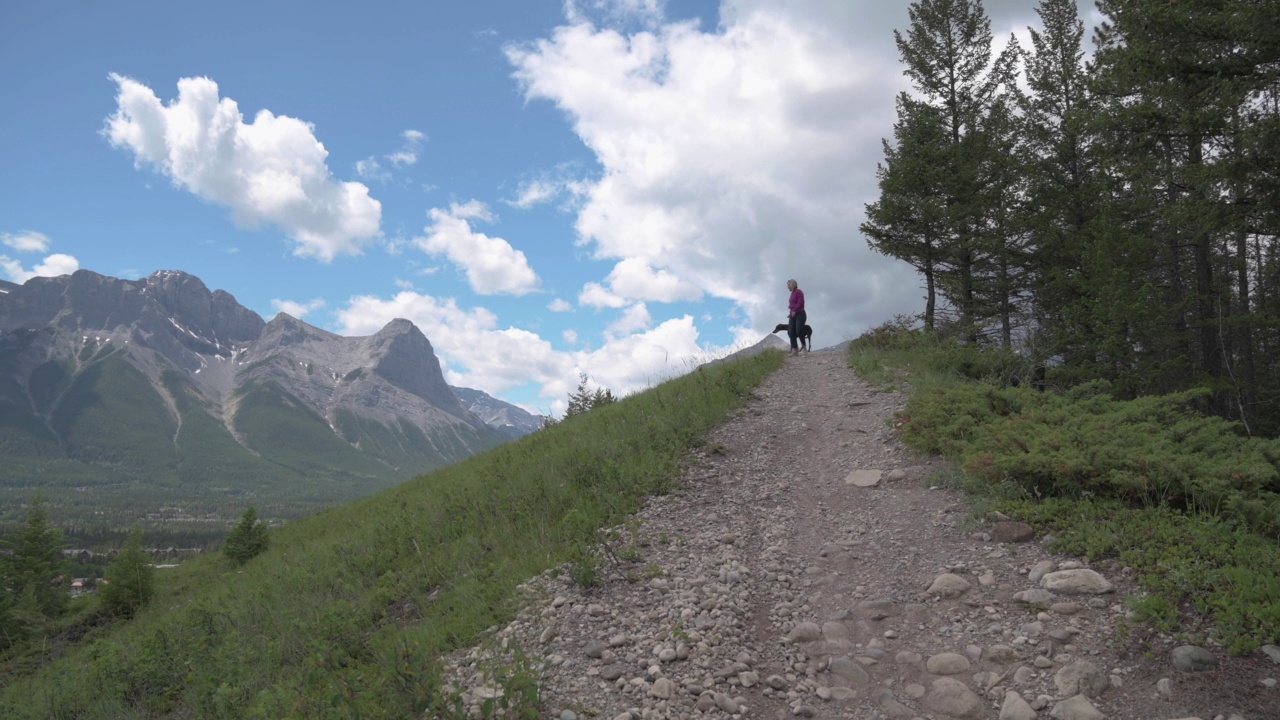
772, 322, 812, 351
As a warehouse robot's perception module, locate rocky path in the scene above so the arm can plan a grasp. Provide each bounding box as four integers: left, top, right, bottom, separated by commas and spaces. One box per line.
441, 350, 1278, 720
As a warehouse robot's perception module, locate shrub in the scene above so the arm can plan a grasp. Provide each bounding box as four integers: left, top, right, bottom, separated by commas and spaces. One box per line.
99, 530, 155, 618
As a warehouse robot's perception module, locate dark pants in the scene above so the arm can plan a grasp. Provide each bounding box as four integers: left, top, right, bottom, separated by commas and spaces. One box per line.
788, 310, 807, 350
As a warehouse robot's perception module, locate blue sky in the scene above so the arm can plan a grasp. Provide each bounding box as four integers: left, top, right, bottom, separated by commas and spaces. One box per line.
0, 0, 1083, 415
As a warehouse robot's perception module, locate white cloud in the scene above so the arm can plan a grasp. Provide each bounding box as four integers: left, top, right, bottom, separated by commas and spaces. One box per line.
414, 201, 540, 296
505, 2, 947, 341
606, 302, 652, 336
355, 157, 390, 182
562, 329, 579, 344
0, 253, 80, 283
548, 298, 573, 312
104, 74, 382, 262
271, 297, 327, 319
2, 231, 51, 253
578, 281, 626, 309
387, 129, 426, 166
510, 180, 559, 209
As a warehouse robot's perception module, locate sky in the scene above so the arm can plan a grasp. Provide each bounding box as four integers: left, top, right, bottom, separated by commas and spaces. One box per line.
0, 0, 1099, 416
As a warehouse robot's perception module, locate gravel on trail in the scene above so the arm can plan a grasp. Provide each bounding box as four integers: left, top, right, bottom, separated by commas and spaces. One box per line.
439, 349, 1278, 720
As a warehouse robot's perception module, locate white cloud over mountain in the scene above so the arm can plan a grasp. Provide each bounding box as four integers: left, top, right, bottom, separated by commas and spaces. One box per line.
2, 231, 52, 254
415, 201, 540, 296
104, 74, 382, 262
0, 253, 80, 284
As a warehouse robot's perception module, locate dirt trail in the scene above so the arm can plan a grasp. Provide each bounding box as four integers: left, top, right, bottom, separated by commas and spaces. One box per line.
442, 350, 1276, 720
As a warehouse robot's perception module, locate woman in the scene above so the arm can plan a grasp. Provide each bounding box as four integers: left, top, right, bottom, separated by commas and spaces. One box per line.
786, 279, 806, 356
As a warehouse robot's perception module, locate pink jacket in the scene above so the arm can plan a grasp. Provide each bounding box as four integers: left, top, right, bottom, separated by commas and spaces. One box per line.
789, 288, 805, 316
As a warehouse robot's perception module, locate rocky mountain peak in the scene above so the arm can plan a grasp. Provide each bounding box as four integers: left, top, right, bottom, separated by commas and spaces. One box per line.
368, 318, 464, 418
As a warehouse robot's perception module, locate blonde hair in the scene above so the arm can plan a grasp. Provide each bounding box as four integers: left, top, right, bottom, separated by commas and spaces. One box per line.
786, 279, 797, 290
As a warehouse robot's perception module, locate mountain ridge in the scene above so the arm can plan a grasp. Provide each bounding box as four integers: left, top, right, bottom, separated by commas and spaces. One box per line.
0, 268, 536, 522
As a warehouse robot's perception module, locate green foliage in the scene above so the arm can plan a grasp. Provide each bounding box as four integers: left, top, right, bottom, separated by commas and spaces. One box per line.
562, 374, 617, 420
1, 495, 68, 618
0, 351, 782, 719
99, 530, 156, 618
851, 337, 1280, 654
222, 508, 270, 565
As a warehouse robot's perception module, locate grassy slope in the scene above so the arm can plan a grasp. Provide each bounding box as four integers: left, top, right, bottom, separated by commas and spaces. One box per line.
846, 329, 1280, 656
0, 351, 783, 719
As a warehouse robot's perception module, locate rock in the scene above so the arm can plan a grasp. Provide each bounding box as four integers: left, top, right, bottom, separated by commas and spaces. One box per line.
991, 521, 1036, 543
649, 678, 675, 699
1260, 645, 1280, 664
905, 682, 926, 698
926, 653, 972, 676
829, 657, 870, 685
1055, 660, 1109, 698
1051, 602, 1084, 615
1050, 694, 1104, 720
1171, 645, 1218, 672
1156, 677, 1174, 698
739, 671, 759, 687
822, 621, 851, 641
846, 469, 882, 487
1029, 560, 1057, 583
714, 692, 739, 713
1040, 569, 1113, 595
787, 622, 823, 643
600, 665, 625, 681
559, 711, 578, 720
694, 692, 716, 712
924, 677, 986, 719
1000, 690, 1038, 720
985, 645, 1018, 665
1013, 589, 1057, 605
584, 640, 604, 658
767, 675, 787, 690
1014, 666, 1037, 684
887, 469, 907, 481
927, 573, 972, 598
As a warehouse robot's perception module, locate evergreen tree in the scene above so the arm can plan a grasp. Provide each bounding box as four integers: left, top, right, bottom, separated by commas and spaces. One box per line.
888, 0, 1020, 340
1, 495, 67, 618
98, 530, 155, 618
1016, 0, 1103, 364
223, 508, 270, 565
563, 375, 617, 420
863, 97, 950, 331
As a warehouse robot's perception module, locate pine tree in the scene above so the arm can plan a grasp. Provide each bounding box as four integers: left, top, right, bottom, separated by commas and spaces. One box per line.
222, 508, 270, 565
563, 375, 616, 420
888, 0, 1020, 340
98, 530, 155, 618
1, 495, 67, 618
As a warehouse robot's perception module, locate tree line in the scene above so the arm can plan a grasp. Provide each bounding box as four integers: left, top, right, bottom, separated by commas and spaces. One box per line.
864, 0, 1280, 433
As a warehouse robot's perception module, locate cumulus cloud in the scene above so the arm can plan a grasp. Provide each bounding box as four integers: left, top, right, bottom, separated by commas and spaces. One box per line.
2, 231, 51, 253
104, 74, 382, 262
355, 158, 390, 182
505, 1, 973, 340
415, 201, 540, 295
0, 253, 80, 283
271, 297, 327, 319
548, 298, 573, 312
606, 302, 652, 336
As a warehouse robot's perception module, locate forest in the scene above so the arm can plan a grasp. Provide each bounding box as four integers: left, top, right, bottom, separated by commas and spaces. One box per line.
862, 0, 1280, 434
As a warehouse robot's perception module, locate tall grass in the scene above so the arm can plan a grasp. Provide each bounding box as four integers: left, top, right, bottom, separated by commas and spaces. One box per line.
0, 352, 783, 719
847, 326, 1280, 655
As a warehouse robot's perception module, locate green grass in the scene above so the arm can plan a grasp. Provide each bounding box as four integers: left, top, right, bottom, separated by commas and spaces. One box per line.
0, 350, 783, 719
847, 325, 1280, 655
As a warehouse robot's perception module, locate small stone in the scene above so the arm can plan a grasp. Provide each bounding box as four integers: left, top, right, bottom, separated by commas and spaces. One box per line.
650, 678, 676, 699
985, 645, 1018, 665
1055, 660, 1109, 698
587, 603, 607, 616
927, 573, 972, 598
1171, 645, 1218, 672
1050, 694, 1104, 720
787, 622, 823, 643
905, 683, 926, 699
559, 711, 577, 720
740, 671, 759, 688
1051, 602, 1084, 615
926, 652, 972, 675
600, 665, 625, 681
1040, 569, 1113, 595
714, 692, 739, 713
793, 706, 816, 718
846, 469, 882, 487
658, 648, 676, 662
767, 675, 787, 690
896, 651, 923, 665
1028, 560, 1057, 583
991, 521, 1035, 543
888, 468, 907, 481
924, 677, 986, 719
1156, 677, 1174, 699
608, 634, 630, 647
1000, 690, 1037, 720
1034, 656, 1054, 669
829, 657, 870, 685
1261, 678, 1277, 689
695, 692, 716, 712
1014, 666, 1037, 684
1013, 589, 1057, 605
584, 640, 605, 658
1261, 644, 1280, 664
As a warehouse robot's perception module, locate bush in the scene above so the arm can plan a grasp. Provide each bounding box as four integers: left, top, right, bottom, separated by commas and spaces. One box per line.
222, 508, 270, 565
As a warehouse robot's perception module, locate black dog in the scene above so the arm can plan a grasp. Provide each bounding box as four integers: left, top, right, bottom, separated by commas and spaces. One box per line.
772, 322, 812, 351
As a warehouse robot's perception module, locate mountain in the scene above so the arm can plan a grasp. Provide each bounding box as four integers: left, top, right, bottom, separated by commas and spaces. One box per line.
450, 385, 545, 440
0, 269, 506, 522
701, 333, 790, 369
